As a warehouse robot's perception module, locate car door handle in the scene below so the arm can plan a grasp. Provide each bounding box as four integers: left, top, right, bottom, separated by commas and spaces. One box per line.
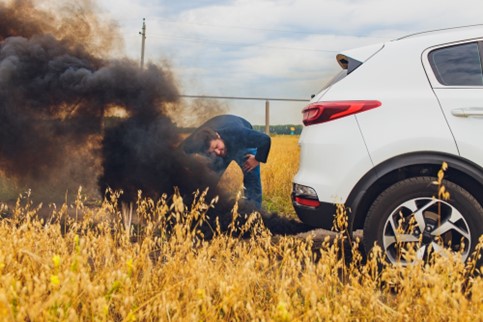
451, 107, 483, 117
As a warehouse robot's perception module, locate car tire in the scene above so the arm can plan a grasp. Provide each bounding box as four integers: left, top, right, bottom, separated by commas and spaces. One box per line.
363, 176, 483, 265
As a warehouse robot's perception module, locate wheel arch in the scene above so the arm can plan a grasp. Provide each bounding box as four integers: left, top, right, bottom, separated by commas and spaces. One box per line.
346, 151, 483, 230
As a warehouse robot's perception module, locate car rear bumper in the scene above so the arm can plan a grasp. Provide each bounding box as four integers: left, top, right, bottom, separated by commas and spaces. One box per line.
291, 196, 336, 229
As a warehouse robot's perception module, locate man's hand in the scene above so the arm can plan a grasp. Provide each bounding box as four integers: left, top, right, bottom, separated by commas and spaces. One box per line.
243, 154, 259, 172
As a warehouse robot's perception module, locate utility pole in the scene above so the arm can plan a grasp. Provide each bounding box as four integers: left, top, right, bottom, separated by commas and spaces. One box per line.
265, 100, 270, 134
139, 18, 146, 68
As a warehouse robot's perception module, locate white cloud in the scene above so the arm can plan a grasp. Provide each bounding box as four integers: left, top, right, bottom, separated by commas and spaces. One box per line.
96, 0, 483, 124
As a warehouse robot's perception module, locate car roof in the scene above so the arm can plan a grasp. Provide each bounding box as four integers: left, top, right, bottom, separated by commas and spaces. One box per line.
338, 24, 483, 66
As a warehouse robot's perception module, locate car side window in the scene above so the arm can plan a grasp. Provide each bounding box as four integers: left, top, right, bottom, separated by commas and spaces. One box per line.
428, 42, 483, 86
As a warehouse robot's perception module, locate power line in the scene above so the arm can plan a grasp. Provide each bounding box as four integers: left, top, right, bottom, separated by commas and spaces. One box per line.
180, 95, 310, 134
139, 17, 390, 40
149, 18, 329, 36
180, 95, 309, 102
147, 33, 338, 53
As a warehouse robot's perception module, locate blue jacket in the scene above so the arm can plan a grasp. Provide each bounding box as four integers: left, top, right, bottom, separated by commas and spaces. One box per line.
183, 115, 271, 163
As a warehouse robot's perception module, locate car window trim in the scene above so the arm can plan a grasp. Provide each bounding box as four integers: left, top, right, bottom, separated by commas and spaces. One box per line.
479, 41, 483, 76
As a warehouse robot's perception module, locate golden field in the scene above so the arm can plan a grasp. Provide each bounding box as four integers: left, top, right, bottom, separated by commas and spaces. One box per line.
0, 135, 481, 321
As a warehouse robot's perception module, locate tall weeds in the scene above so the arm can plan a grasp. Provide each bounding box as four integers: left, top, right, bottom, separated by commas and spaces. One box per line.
0, 189, 480, 321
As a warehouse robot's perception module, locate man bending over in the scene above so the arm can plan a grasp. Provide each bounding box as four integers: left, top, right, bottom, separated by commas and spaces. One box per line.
181, 114, 271, 209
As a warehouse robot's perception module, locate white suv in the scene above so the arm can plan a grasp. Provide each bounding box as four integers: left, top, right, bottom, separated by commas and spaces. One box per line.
291, 25, 483, 264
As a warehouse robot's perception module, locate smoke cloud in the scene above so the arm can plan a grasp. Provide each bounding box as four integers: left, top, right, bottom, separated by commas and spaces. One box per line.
0, 0, 180, 202
0, 0, 311, 236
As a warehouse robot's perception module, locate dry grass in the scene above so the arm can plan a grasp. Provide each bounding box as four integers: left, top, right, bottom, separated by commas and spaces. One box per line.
0, 135, 481, 321
219, 134, 299, 216
261, 135, 300, 216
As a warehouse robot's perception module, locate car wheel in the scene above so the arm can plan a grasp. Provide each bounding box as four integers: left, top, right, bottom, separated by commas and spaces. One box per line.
363, 176, 483, 265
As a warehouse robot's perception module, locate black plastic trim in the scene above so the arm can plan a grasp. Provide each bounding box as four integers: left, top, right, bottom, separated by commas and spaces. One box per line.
291, 195, 336, 229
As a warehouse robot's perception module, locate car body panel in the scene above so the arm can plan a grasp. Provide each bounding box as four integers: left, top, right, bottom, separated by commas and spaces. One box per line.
434, 88, 483, 165
351, 38, 459, 165
294, 115, 373, 203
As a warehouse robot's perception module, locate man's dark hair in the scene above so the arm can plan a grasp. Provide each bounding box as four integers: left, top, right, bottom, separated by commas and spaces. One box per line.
184, 127, 219, 154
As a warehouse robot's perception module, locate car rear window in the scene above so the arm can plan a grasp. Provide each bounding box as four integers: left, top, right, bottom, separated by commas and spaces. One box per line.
319, 70, 347, 92
428, 42, 483, 86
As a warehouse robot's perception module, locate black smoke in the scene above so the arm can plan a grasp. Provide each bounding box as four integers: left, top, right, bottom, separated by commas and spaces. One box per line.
0, 0, 312, 237
99, 114, 221, 203
0, 0, 178, 201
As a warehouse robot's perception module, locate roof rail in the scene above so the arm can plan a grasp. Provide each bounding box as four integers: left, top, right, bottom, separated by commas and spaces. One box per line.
396, 24, 483, 40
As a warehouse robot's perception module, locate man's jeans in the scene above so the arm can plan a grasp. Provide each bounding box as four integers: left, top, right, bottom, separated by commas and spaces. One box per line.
234, 148, 262, 208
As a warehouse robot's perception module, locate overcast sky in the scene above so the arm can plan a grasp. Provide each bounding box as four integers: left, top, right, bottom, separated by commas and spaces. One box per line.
97, 0, 483, 125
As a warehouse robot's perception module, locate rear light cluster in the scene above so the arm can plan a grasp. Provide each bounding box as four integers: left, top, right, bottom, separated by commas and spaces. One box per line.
302, 100, 381, 126
292, 184, 320, 207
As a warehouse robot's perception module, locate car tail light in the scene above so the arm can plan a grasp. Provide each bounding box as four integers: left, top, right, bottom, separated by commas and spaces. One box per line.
294, 196, 320, 207
302, 100, 381, 126
292, 183, 320, 207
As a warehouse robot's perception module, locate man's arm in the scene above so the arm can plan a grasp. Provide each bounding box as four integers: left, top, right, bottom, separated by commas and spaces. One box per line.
233, 127, 271, 163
